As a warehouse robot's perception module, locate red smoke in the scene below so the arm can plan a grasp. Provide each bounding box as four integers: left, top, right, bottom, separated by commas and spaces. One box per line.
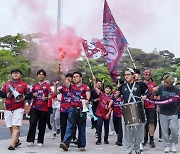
16, 0, 83, 71
35, 27, 83, 71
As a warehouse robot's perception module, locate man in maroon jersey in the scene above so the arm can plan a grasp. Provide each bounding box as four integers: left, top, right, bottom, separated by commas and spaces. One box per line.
53, 73, 77, 143
58, 65, 90, 151
26, 69, 52, 146
143, 70, 158, 148
1, 69, 32, 150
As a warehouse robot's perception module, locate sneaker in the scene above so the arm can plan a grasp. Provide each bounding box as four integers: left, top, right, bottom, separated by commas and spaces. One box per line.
171, 143, 177, 153
142, 140, 147, 146
164, 147, 171, 153
95, 132, 98, 138
79, 147, 85, 151
57, 129, 60, 135
8, 145, 15, 150
37, 143, 43, 146
59, 142, 68, 151
15, 139, 22, 148
51, 133, 57, 139
136, 151, 141, 154
140, 143, 143, 151
115, 141, 123, 146
27, 142, 34, 146
109, 131, 115, 136
96, 141, 101, 145
158, 138, 162, 142
91, 125, 94, 129
104, 140, 109, 144
73, 138, 78, 145
149, 140, 155, 148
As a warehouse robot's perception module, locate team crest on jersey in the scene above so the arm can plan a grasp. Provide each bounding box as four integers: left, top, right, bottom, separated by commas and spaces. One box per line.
80, 88, 84, 91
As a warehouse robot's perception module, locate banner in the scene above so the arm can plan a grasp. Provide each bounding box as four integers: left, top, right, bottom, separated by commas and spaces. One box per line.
103, 0, 128, 82
82, 39, 107, 58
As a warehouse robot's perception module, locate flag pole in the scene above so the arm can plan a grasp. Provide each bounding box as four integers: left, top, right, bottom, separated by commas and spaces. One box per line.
126, 47, 137, 69
84, 53, 94, 76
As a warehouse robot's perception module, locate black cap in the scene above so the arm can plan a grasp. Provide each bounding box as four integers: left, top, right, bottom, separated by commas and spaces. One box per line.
134, 69, 140, 74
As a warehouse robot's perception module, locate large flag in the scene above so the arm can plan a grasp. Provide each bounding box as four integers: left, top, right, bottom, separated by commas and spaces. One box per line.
103, 0, 128, 82
82, 39, 108, 58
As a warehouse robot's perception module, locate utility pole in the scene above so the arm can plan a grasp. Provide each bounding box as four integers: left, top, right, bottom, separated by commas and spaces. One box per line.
57, 0, 63, 34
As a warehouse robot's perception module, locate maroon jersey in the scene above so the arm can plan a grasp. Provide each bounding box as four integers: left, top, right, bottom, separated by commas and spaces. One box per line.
31, 81, 52, 111
59, 85, 71, 112
144, 81, 157, 109
2, 80, 29, 111
70, 83, 90, 108
96, 92, 112, 119
112, 97, 122, 117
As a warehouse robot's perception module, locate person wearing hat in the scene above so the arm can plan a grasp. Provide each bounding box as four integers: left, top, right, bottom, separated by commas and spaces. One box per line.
153, 74, 180, 153
143, 70, 158, 148
118, 68, 151, 154
1, 69, 33, 150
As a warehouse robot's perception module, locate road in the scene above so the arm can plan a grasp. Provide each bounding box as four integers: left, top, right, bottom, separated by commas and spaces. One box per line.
0, 119, 180, 154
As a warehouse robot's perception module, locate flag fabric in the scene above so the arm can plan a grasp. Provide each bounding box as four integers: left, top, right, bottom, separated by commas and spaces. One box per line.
103, 0, 128, 82
82, 39, 108, 58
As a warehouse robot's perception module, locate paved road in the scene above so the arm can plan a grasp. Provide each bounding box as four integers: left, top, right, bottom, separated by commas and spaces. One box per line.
0, 119, 180, 154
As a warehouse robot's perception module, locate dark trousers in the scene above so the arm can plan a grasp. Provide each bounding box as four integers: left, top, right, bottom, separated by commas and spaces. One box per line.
97, 116, 109, 142
63, 107, 86, 148
158, 113, 162, 138
113, 116, 123, 143
60, 112, 69, 142
27, 108, 48, 144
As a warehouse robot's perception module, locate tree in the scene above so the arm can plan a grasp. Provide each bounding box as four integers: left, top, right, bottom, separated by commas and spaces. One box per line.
0, 50, 32, 86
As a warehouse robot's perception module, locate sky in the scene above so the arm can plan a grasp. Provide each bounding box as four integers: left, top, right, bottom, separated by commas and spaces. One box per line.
1, 0, 180, 58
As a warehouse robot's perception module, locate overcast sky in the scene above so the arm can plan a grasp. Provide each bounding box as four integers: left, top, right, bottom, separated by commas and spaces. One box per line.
1, 0, 180, 58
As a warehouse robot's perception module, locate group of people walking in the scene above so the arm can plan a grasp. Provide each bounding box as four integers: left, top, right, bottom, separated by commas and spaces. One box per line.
0, 66, 179, 154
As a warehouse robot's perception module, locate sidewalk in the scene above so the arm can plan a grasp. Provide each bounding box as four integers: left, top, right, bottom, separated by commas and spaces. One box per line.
0, 123, 179, 154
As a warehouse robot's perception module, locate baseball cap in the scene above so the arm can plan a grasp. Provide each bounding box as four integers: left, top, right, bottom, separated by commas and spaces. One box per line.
143, 70, 151, 75
163, 74, 175, 84
126, 68, 134, 74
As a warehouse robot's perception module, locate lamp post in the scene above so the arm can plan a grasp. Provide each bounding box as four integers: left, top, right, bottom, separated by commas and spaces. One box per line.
57, 0, 63, 34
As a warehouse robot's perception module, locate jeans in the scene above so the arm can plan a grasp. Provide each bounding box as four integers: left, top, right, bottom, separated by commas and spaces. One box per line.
63, 107, 87, 148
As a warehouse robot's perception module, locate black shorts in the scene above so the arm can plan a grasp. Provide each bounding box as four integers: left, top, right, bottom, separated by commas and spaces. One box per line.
145, 108, 157, 124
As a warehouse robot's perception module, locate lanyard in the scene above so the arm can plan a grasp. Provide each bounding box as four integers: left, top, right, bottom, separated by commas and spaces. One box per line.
126, 82, 136, 103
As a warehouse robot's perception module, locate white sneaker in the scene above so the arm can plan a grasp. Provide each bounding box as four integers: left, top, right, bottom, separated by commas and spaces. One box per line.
164, 147, 170, 153
37, 143, 43, 146
140, 143, 143, 151
109, 131, 115, 136
27, 142, 34, 146
171, 143, 177, 153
